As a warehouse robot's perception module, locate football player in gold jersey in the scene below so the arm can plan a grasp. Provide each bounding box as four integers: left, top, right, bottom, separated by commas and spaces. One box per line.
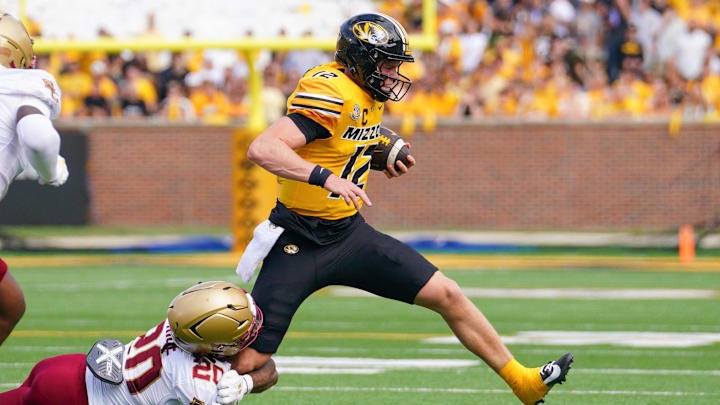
235, 13, 573, 404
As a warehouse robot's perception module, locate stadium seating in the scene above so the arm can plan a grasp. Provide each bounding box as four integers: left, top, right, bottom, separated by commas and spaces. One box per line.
15, 0, 720, 122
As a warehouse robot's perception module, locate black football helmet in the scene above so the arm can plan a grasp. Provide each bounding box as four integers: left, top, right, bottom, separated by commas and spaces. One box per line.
335, 13, 414, 102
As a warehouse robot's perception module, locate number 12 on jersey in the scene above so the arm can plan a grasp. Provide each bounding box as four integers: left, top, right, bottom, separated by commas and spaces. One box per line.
329, 144, 376, 200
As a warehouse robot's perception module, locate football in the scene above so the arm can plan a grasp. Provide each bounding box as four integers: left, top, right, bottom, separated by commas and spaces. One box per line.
370, 127, 411, 171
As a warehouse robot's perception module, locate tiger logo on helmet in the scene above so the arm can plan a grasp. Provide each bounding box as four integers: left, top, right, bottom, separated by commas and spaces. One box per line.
167, 281, 263, 358
352, 21, 389, 45
335, 13, 414, 102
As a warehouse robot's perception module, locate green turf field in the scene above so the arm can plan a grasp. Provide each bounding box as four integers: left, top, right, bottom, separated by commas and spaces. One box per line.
1, 255, 719, 404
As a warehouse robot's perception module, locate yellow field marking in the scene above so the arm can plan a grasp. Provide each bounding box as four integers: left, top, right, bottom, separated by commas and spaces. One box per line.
12, 330, 144, 338
285, 331, 444, 340
7, 253, 720, 272
11, 329, 443, 341
427, 254, 720, 272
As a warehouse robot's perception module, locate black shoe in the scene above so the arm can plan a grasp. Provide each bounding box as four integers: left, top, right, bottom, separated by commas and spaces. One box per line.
535, 353, 574, 404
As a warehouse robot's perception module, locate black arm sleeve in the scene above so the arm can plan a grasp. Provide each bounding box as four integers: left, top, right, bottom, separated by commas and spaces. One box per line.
287, 113, 332, 143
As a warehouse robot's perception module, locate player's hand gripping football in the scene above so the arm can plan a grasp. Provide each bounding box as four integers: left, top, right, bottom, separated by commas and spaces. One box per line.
323, 174, 372, 210
383, 142, 415, 179
215, 370, 252, 404
38, 155, 69, 186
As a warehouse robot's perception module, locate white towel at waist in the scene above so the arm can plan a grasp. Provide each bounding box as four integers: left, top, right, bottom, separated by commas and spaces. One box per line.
235, 219, 285, 283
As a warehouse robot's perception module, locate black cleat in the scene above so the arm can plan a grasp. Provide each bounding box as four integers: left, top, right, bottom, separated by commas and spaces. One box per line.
535, 353, 574, 404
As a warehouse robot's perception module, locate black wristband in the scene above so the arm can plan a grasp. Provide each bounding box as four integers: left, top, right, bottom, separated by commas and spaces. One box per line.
308, 165, 332, 187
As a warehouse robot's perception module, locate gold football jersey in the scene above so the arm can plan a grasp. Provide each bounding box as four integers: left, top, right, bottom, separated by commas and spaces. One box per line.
279, 61, 385, 220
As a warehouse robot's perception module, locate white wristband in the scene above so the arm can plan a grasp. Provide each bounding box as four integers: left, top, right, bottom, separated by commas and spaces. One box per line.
240, 373, 254, 395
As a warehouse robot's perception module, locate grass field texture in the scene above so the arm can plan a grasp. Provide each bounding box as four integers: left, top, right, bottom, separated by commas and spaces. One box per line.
1, 253, 719, 404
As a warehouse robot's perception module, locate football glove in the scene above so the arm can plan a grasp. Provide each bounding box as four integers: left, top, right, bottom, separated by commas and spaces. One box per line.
39, 156, 68, 186
216, 370, 253, 404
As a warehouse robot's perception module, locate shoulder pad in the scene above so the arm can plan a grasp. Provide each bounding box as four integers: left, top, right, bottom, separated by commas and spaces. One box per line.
86, 339, 125, 385
0, 68, 62, 119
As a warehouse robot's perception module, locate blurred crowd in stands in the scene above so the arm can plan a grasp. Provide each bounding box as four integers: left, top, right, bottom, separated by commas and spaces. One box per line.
28, 0, 720, 122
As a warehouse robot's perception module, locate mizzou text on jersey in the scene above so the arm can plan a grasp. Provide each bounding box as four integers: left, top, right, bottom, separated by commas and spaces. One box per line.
279, 61, 386, 219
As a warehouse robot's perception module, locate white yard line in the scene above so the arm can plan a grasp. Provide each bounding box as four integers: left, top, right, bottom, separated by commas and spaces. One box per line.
327, 286, 719, 300
278, 367, 382, 375
511, 347, 719, 357
426, 331, 720, 348
461, 287, 719, 300
283, 346, 719, 358
0, 345, 87, 352
293, 321, 720, 333
274, 356, 480, 369
272, 357, 720, 377
1, 381, 718, 397
274, 386, 719, 397
21, 278, 216, 292
573, 368, 720, 376
4, 357, 716, 377
276, 366, 720, 376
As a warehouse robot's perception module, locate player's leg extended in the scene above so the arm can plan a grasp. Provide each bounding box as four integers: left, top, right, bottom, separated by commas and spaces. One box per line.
341, 224, 572, 405
0, 354, 88, 405
337, 226, 514, 370
415, 272, 512, 370
0, 258, 26, 346
414, 270, 573, 404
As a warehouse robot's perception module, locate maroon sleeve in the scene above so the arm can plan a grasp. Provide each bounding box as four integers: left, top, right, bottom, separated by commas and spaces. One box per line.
0, 258, 7, 282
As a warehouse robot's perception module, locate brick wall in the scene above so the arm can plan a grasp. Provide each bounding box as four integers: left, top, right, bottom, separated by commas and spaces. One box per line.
64, 121, 720, 230
363, 122, 720, 230
84, 125, 233, 225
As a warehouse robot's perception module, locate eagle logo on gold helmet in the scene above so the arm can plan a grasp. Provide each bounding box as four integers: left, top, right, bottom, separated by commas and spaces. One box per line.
352, 21, 389, 45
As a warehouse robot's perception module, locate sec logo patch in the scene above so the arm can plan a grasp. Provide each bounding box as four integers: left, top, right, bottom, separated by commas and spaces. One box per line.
283, 244, 299, 255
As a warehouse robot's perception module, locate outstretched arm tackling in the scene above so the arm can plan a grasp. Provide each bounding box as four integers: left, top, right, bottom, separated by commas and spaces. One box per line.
248, 358, 278, 393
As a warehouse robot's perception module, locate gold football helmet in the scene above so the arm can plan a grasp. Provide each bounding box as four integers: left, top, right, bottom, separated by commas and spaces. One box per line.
168, 281, 263, 358
0, 13, 35, 69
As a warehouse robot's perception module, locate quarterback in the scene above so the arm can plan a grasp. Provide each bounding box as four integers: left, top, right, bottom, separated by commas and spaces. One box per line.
0, 281, 277, 405
235, 12, 573, 405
